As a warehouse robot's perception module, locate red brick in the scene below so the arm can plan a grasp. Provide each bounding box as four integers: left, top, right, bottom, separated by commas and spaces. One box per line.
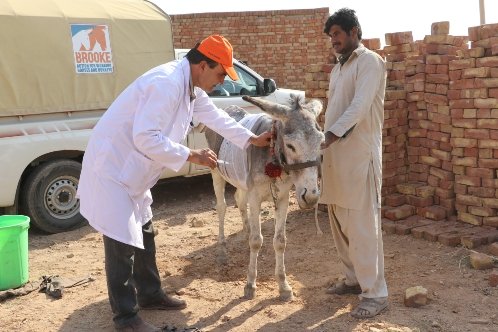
426, 74, 449, 84
407, 92, 425, 102
450, 100, 475, 109
476, 56, 498, 67
464, 147, 478, 157
419, 205, 447, 220
477, 119, 498, 129
481, 179, 498, 188
452, 118, 477, 128
384, 204, 415, 221
430, 167, 453, 180
408, 195, 434, 207
436, 65, 449, 74
412, 220, 460, 241
426, 54, 458, 65
450, 137, 478, 148
447, 89, 461, 100
468, 186, 495, 198
420, 156, 442, 167
483, 217, 498, 228
395, 216, 433, 235
490, 88, 498, 98
475, 98, 498, 109
385, 193, 406, 207
362, 38, 381, 50
461, 228, 498, 248
461, 88, 488, 99
449, 58, 475, 70
385, 31, 413, 46
455, 175, 481, 187
464, 128, 489, 139
468, 206, 495, 217
439, 179, 454, 190
437, 224, 478, 246
449, 70, 462, 81
475, 78, 498, 88
427, 175, 440, 187
478, 139, 498, 149
454, 183, 467, 195
452, 157, 478, 168
459, 212, 483, 226
462, 67, 491, 78
428, 112, 451, 125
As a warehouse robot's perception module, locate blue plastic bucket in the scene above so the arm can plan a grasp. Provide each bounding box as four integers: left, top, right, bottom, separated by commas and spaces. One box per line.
0, 215, 30, 290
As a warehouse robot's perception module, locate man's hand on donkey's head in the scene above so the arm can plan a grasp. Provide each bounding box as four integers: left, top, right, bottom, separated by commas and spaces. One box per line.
250, 131, 272, 147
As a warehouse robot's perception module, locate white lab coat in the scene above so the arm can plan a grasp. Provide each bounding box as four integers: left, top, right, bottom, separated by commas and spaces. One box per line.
77, 58, 254, 248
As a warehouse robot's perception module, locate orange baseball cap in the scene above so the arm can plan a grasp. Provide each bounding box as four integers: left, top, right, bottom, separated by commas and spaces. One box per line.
197, 35, 239, 81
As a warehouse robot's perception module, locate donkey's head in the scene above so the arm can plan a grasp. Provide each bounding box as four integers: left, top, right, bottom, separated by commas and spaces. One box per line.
243, 95, 325, 209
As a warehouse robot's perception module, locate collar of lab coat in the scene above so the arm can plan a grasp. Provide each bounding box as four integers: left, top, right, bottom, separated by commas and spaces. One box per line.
180, 58, 195, 107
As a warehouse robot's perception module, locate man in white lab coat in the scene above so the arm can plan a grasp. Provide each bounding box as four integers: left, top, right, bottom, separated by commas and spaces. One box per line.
77, 35, 271, 332
320, 9, 388, 319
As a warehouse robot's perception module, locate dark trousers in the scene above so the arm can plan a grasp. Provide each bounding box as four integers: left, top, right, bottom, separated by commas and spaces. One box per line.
103, 221, 163, 327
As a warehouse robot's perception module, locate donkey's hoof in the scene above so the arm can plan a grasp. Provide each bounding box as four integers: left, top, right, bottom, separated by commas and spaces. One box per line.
244, 285, 256, 299
216, 246, 228, 265
279, 289, 294, 302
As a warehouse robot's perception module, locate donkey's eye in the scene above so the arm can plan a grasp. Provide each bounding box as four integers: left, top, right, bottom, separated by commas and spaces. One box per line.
286, 144, 296, 152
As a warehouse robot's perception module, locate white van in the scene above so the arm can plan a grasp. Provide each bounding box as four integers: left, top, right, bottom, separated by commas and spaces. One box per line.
0, 0, 303, 233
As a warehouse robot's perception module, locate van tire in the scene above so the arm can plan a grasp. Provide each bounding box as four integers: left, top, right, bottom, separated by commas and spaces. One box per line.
21, 159, 87, 233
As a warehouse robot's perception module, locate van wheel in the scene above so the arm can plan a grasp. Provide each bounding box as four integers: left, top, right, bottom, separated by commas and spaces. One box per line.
21, 160, 86, 233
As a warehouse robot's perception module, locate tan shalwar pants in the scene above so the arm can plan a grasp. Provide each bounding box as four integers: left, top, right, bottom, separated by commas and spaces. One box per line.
327, 170, 388, 299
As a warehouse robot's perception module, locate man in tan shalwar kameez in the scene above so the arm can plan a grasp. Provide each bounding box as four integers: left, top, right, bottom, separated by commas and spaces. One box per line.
320, 8, 388, 319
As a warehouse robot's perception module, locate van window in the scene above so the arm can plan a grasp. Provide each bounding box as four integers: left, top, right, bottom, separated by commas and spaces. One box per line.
209, 64, 258, 97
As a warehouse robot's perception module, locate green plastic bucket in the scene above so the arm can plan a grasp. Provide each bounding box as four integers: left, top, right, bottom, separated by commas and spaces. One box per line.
0, 215, 30, 290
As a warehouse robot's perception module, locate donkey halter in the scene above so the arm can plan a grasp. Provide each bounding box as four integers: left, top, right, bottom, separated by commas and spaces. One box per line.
270, 120, 321, 173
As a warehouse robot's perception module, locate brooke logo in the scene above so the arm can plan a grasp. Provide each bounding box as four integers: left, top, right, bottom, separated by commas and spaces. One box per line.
71, 24, 113, 74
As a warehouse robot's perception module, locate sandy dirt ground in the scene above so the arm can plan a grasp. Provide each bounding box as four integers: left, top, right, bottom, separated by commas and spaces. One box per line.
1, 174, 497, 332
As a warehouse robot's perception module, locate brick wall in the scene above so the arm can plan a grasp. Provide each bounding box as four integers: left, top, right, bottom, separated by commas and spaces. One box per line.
170, 8, 331, 92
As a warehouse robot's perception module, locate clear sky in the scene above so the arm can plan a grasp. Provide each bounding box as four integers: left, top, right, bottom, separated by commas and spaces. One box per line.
153, 0, 498, 45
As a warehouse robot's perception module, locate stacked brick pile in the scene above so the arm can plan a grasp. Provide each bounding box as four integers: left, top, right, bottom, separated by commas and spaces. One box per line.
416, 22, 465, 220
382, 32, 417, 220
450, 23, 498, 228
381, 33, 413, 203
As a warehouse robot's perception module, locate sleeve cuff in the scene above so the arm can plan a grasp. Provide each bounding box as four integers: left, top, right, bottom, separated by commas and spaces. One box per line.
329, 124, 347, 138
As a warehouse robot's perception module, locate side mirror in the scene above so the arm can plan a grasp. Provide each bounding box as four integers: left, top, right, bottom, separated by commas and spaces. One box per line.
263, 78, 277, 95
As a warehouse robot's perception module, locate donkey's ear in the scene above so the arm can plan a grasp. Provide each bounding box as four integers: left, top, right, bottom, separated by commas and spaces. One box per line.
304, 99, 323, 119
242, 96, 291, 120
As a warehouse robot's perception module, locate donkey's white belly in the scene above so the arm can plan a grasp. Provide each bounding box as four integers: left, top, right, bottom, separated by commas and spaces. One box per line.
218, 113, 265, 190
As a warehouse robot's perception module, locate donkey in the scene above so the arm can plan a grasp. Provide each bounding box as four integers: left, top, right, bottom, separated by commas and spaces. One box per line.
205, 95, 324, 301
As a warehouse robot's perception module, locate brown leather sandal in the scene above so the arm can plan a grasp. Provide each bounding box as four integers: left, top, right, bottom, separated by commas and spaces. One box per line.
350, 297, 388, 318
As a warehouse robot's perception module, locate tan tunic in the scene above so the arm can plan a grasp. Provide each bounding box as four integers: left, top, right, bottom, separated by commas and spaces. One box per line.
320, 44, 386, 209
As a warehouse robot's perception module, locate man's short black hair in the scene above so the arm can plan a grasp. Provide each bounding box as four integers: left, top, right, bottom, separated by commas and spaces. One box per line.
323, 8, 362, 40
185, 43, 218, 69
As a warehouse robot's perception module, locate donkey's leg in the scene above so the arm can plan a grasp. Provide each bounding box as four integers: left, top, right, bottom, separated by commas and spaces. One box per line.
234, 188, 249, 236
274, 188, 293, 301
244, 190, 263, 299
211, 169, 228, 265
